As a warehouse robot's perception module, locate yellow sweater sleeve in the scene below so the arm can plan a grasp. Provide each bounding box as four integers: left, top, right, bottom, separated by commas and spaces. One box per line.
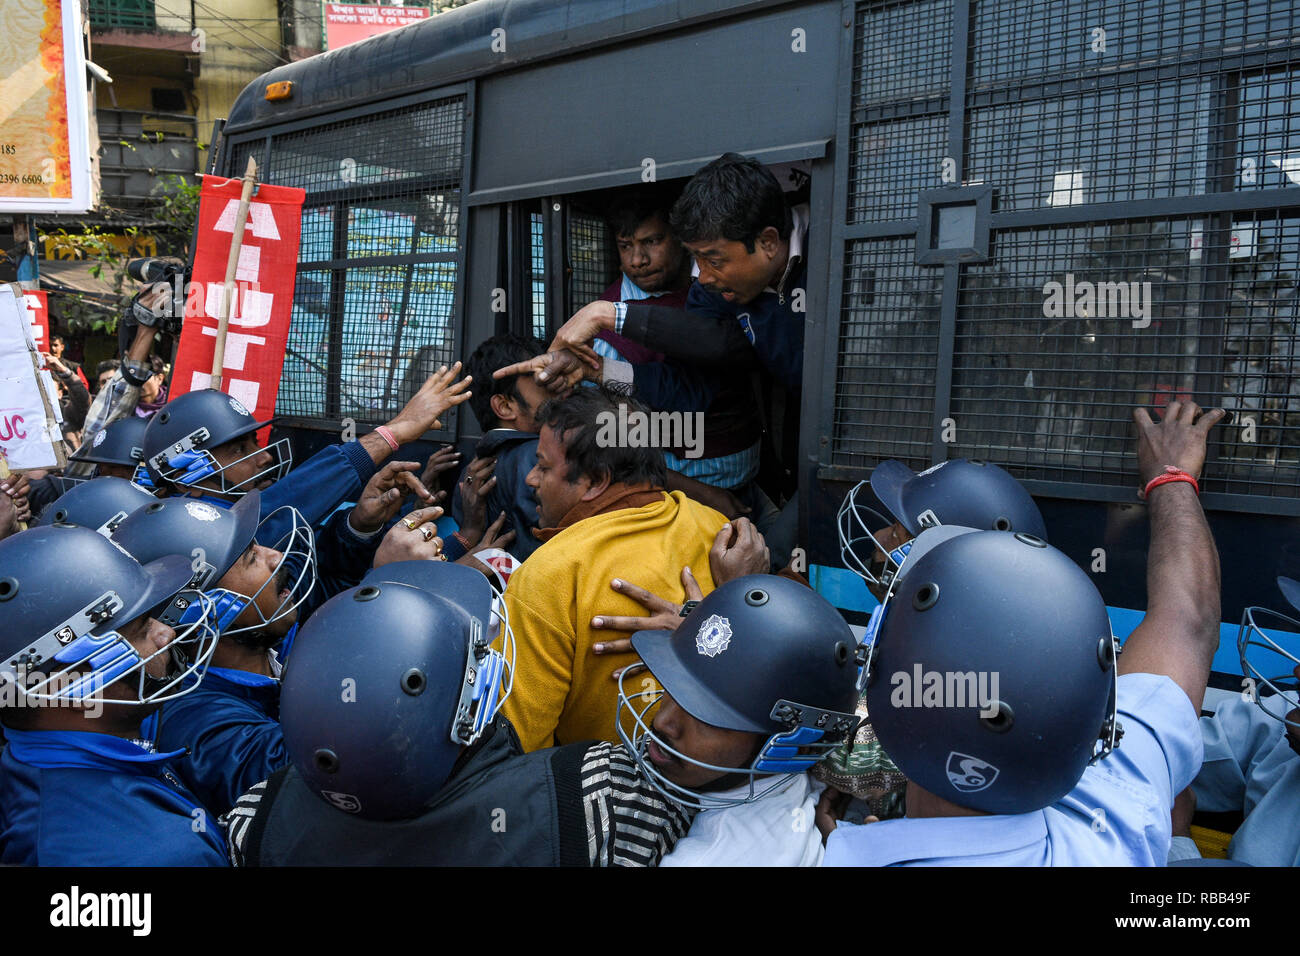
499, 568, 576, 753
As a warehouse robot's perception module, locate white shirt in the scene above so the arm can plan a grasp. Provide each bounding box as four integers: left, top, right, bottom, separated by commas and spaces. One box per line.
659, 772, 825, 867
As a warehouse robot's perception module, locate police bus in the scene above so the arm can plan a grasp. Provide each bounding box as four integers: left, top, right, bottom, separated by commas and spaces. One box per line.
214, 0, 1300, 698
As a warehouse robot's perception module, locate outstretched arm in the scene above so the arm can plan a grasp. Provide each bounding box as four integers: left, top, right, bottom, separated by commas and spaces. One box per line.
1117, 400, 1226, 714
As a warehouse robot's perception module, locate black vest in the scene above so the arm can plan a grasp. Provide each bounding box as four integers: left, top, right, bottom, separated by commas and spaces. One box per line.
242, 719, 594, 866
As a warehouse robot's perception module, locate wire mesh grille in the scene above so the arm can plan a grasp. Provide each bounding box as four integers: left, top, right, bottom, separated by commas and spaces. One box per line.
951, 215, 1300, 497
853, 0, 951, 109
568, 209, 618, 312
970, 0, 1300, 88
966, 78, 1216, 212
530, 212, 547, 340
849, 116, 948, 224
833, 238, 944, 469
226, 96, 465, 425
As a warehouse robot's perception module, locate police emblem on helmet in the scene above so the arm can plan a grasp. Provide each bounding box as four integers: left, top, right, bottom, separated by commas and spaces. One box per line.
228, 396, 249, 416
695, 613, 733, 658
945, 751, 1000, 793
184, 502, 220, 522
321, 790, 362, 814
93, 430, 107, 447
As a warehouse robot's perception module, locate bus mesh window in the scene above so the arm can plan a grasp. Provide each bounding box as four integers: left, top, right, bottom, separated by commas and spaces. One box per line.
833, 238, 942, 469
953, 215, 1300, 499
530, 212, 546, 340
568, 209, 617, 315
848, 0, 950, 224
229, 95, 464, 426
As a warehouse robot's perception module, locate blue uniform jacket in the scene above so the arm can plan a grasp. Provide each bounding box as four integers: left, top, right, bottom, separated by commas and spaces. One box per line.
255, 439, 377, 544
0, 728, 227, 866
155, 666, 285, 818
622, 261, 808, 395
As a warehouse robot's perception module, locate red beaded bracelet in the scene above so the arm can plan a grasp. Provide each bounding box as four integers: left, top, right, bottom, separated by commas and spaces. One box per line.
374, 425, 400, 452
1140, 466, 1199, 500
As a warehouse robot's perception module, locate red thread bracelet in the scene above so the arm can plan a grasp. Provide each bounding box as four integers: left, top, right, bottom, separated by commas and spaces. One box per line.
374, 425, 400, 452
1141, 466, 1199, 500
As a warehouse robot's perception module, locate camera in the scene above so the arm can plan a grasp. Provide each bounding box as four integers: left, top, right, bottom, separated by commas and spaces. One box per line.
118, 257, 188, 353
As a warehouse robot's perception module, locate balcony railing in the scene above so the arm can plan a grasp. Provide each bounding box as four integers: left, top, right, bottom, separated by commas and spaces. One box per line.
98, 109, 198, 210
89, 0, 157, 31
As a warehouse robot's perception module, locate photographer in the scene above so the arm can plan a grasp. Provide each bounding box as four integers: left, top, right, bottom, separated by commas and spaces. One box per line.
75, 281, 170, 466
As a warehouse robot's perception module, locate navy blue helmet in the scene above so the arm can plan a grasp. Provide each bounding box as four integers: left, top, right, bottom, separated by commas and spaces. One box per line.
840, 458, 1046, 590
0, 525, 220, 707
617, 574, 861, 810
1237, 575, 1300, 731
141, 389, 290, 495
69, 416, 148, 467
864, 530, 1120, 814
279, 561, 514, 821
36, 476, 156, 536
111, 491, 316, 641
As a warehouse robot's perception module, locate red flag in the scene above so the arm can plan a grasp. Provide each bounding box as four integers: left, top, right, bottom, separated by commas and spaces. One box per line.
21, 291, 49, 353
171, 175, 305, 438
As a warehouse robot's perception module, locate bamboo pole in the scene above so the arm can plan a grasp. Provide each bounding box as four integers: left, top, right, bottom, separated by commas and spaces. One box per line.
211, 156, 259, 390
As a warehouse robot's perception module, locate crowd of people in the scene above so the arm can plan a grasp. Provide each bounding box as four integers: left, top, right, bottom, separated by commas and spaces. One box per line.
0, 154, 1294, 867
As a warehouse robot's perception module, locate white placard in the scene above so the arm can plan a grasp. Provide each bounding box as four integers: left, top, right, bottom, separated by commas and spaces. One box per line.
0, 285, 64, 469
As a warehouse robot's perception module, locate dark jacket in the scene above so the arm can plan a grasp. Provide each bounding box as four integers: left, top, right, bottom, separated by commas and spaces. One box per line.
452, 429, 541, 561
230, 717, 692, 866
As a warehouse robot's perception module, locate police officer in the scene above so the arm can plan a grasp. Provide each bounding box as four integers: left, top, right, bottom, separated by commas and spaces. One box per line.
838, 457, 1047, 602
35, 475, 156, 536
1186, 575, 1300, 865
226, 560, 693, 866
819, 401, 1226, 865
826, 457, 1048, 813
64, 415, 151, 484
0, 525, 226, 865
614, 574, 862, 865
111, 490, 315, 815
142, 365, 469, 542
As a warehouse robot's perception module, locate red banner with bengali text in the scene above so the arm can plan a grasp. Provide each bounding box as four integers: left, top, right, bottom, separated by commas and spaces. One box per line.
170, 175, 305, 435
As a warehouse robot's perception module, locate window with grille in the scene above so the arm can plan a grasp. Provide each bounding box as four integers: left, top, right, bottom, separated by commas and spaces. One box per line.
226, 95, 465, 427
835, 0, 1300, 510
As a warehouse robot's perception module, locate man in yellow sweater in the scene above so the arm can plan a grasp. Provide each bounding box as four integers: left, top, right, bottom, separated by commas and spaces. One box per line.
500, 387, 727, 752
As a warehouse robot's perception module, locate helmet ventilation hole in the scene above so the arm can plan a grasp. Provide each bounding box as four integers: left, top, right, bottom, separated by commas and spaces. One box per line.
912, 583, 939, 611
400, 668, 426, 695
314, 748, 340, 773
993, 516, 1012, 531
981, 701, 1015, 733
1097, 636, 1116, 670
1014, 532, 1046, 548
0, 577, 16, 601
744, 588, 768, 607
147, 501, 166, 513
158, 411, 170, 424
355, 586, 380, 602
833, 641, 850, 664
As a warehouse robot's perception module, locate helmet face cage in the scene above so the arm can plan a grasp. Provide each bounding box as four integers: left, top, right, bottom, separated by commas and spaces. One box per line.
838, 481, 912, 591
214, 505, 317, 640
614, 669, 859, 811
2, 588, 221, 708
132, 461, 157, 492
450, 582, 515, 746
150, 427, 292, 496
1238, 605, 1300, 730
